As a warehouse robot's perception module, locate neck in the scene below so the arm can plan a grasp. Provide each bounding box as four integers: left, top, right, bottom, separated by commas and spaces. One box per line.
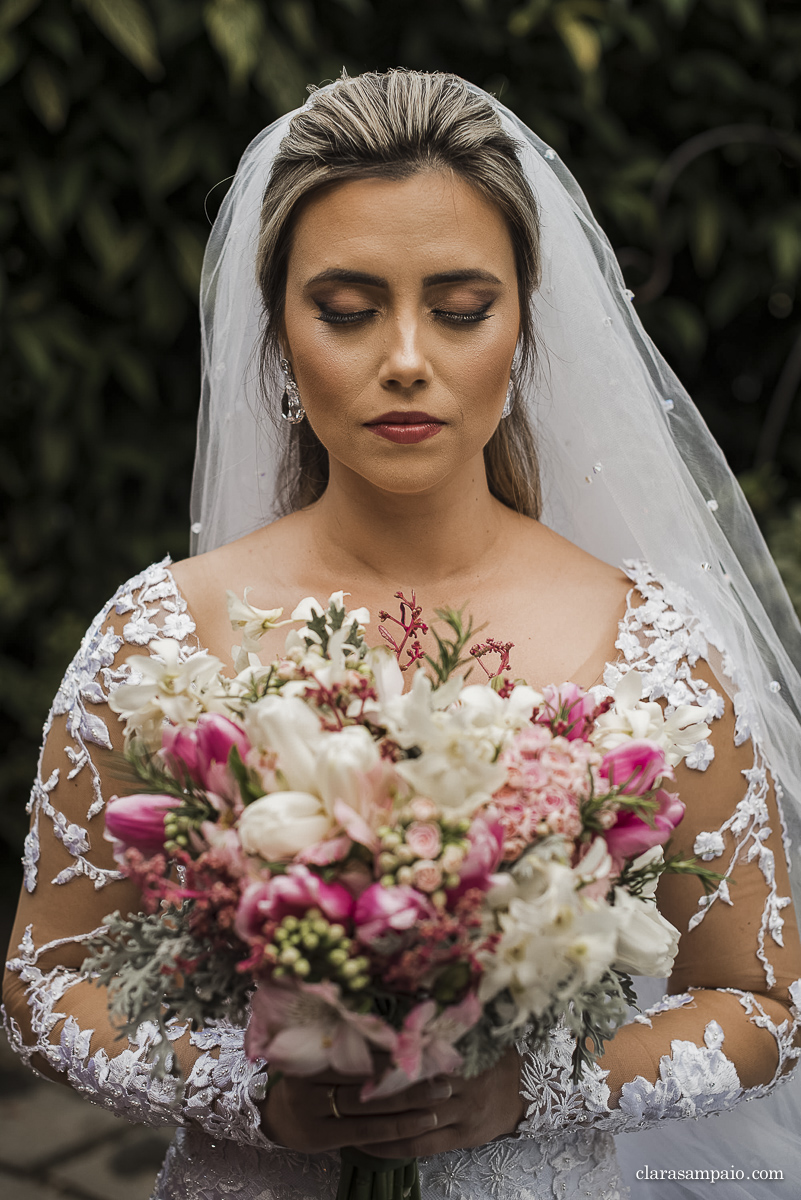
305, 454, 512, 590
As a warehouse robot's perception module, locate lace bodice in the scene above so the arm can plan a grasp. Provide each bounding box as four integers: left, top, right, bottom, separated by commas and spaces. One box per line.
3, 558, 800, 1200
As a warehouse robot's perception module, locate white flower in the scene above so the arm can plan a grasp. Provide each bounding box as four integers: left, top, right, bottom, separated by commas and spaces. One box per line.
237, 792, 334, 860
480, 842, 620, 1023
693, 830, 725, 860
244, 695, 325, 794
314, 725, 381, 813
592, 669, 711, 767
109, 639, 225, 744
226, 589, 290, 653
611, 887, 680, 976
386, 672, 506, 817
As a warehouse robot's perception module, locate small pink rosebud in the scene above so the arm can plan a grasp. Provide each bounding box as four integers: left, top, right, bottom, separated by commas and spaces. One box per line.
409, 797, 439, 821
405, 821, 442, 860
411, 859, 443, 894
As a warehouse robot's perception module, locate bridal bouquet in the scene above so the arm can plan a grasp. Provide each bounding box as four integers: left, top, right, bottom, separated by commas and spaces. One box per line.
83, 588, 716, 1200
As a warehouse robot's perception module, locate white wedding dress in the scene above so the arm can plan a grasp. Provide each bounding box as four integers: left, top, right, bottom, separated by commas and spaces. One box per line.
4, 557, 800, 1200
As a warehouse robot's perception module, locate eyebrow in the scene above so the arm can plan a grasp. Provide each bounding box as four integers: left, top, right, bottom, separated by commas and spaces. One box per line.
304, 267, 503, 289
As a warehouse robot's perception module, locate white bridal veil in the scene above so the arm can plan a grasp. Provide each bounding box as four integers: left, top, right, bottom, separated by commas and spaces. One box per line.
189, 78, 801, 1196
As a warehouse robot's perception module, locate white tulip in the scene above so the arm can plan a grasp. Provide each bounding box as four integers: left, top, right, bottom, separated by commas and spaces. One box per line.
611, 887, 681, 976
237, 792, 334, 861
244, 694, 325, 794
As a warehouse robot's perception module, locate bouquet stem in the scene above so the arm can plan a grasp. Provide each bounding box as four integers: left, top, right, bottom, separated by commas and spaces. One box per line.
337, 1147, 420, 1200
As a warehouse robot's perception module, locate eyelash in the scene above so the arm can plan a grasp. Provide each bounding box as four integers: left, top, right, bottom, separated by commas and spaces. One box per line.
316, 305, 493, 326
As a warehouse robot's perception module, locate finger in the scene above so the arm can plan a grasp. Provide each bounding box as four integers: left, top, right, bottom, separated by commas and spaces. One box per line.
317, 1108, 439, 1153
335, 1077, 453, 1117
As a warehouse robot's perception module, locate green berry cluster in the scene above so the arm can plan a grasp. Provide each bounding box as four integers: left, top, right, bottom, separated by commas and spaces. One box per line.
163, 809, 195, 853
268, 909, 371, 991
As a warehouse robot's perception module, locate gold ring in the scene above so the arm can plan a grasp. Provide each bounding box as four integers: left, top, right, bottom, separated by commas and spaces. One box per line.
328, 1085, 343, 1119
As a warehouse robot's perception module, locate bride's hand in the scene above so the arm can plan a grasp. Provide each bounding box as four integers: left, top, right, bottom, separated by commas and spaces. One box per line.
364, 1047, 525, 1158
258, 1069, 447, 1153
258, 1047, 525, 1156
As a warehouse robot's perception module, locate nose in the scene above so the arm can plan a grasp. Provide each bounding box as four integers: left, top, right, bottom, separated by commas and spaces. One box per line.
378, 313, 433, 391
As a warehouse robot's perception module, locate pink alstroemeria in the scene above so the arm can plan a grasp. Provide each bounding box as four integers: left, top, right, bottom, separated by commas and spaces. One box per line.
163, 714, 251, 803
604, 789, 686, 862
104, 793, 175, 859
446, 816, 504, 901
601, 739, 671, 796
245, 979, 396, 1074
235, 864, 354, 942
536, 682, 599, 741
364, 992, 482, 1100
353, 883, 432, 946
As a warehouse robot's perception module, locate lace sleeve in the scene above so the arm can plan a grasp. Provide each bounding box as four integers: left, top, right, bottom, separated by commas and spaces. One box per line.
517, 563, 801, 1136
1, 560, 272, 1149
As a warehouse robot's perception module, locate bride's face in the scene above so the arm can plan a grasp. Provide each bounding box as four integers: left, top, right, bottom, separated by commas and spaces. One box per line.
281, 169, 521, 499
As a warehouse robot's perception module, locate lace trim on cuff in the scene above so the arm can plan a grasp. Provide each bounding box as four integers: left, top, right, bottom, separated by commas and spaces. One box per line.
517, 984, 801, 1138
3, 925, 272, 1149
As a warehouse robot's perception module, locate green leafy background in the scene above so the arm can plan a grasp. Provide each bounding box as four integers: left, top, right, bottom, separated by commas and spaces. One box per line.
2, 0, 801, 916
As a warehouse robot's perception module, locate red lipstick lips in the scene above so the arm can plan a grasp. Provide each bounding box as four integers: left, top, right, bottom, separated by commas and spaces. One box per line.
365, 411, 445, 445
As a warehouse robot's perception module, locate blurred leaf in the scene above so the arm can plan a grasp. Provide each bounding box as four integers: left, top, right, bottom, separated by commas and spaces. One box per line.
658, 0, 696, 22
0, 0, 40, 34
80, 0, 162, 79
22, 55, 68, 130
145, 132, 197, 197
729, 0, 765, 41
554, 9, 601, 74
204, 0, 265, 91
254, 25, 308, 114
9, 322, 52, 380
79, 199, 149, 281
169, 224, 204, 296
690, 195, 725, 276
32, 9, 83, 61
508, 0, 551, 38
766, 218, 801, 282
0, 33, 20, 83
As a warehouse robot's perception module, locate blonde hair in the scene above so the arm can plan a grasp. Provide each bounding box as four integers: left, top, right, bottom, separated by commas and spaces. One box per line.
256, 69, 543, 518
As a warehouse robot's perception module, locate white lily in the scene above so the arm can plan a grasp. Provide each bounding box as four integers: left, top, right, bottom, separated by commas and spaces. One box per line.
226, 589, 291, 654
592, 669, 711, 767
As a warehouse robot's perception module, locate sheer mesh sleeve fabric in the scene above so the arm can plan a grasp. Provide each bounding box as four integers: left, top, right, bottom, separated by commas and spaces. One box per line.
517, 562, 801, 1137
1, 560, 272, 1148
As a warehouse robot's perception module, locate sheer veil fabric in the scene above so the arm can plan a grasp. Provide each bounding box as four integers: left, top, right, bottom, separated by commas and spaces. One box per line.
189, 79, 801, 1194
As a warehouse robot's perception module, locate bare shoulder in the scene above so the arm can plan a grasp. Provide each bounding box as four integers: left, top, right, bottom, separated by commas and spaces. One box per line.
169, 516, 305, 638
506, 513, 631, 608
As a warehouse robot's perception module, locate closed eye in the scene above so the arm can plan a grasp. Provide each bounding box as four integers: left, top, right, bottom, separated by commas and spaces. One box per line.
316, 307, 378, 325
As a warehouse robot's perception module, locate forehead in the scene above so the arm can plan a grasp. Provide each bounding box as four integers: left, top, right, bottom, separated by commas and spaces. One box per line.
287, 170, 516, 280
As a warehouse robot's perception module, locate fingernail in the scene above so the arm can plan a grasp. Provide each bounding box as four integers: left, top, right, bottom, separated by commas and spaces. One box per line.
431, 1082, 451, 1100
416, 1111, 437, 1131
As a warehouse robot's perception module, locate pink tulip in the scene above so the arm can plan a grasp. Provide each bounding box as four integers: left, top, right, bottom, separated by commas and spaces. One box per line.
601, 739, 670, 796
105, 793, 175, 857
163, 715, 251, 800
235, 865, 354, 942
246, 979, 396, 1073
537, 682, 597, 741
604, 789, 686, 862
354, 883, 432, 946
446, 816, 504, 900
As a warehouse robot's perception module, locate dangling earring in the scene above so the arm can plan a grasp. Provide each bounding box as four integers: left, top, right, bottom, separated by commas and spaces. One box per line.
502, 347, 523, 419
502, 375, 515, 419
280, 357, 306, 424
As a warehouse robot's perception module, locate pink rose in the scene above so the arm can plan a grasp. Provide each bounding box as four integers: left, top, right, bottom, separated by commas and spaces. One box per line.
104, 793, 175, 858
405, 821, 442, 860
235, 864, 354, 942
354, 883, 432, 946
604, 789, 686, 862
409, 798, 438, 821
601, 740, 670, 796
411, 859, 443, 893
447, 816, 504, 899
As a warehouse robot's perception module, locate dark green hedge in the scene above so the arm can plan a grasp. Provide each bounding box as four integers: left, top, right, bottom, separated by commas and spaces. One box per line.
2, 0, 801, 900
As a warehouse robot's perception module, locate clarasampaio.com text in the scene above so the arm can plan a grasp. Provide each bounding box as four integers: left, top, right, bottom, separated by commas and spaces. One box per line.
635, 1166, 783, 1183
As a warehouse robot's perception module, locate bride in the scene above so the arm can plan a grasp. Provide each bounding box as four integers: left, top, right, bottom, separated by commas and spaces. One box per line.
4, 69, 801, 1200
